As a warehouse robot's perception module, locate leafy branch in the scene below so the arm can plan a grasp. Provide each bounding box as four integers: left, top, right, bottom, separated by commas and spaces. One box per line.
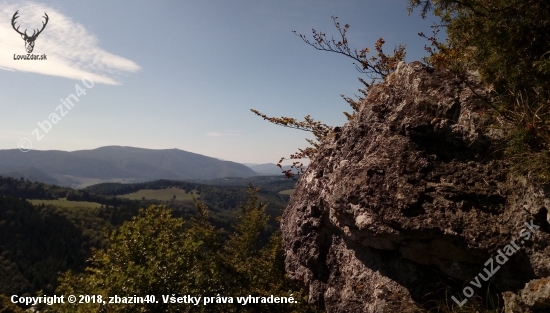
293, 16, 406, 81
250, 109, 333, 178
252, 17, 406, 179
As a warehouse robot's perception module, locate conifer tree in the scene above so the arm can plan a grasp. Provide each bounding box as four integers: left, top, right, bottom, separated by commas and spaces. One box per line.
49, 188, 318, 313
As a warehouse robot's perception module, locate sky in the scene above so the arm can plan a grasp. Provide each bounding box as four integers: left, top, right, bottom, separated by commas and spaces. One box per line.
0, 0, 440, 164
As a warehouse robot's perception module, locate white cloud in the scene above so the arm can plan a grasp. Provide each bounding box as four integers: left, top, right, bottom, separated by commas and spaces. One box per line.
205, 132, 223, 137
0, 1, 140, 85
0, 129, 29, 139
205, 130, 242, 137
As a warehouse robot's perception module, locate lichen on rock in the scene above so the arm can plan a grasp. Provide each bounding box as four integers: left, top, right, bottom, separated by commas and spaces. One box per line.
281, 62, 550, 312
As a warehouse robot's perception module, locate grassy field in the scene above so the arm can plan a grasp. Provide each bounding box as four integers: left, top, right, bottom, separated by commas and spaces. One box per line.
278, 189, 295, 195
118, 187, 195, 201
28, 199, 102, 208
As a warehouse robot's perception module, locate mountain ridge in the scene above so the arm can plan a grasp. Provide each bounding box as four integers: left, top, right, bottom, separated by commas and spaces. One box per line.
0, 146, 257, 188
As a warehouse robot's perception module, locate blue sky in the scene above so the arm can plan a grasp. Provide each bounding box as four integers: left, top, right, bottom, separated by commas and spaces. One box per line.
0, 0, 439, 164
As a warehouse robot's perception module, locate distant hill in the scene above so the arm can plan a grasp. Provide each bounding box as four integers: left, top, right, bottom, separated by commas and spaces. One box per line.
243, 163, 304, 176
0, 166, 59, 185
0, 146, 257, 188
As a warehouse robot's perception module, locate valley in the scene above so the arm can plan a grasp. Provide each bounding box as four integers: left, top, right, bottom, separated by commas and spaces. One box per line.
0, 173, 296, 304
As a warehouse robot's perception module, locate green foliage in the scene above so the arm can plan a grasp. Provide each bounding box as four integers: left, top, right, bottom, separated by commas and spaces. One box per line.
27, 199, 102, 208
0, 294, 25, 313
83, 179, 287, 213
0, 176, 70, 199
0, 196, 90, 296
221, 185, 315, 312
189, 176, 296, 195
48, 186, 317, 313
50, 205, 228, 313
82, 179, 292, 232
0, 177, 147, 300
118, 187, 195, 201
0, 177, 299, 311
409, 0, 550, 92
409, 0, 550, 183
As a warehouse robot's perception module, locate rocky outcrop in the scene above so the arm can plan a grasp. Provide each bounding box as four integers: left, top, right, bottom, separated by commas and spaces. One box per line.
281, 62, 550, 312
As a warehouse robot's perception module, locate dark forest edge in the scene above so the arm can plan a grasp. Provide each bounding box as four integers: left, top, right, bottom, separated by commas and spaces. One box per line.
0, 175, 314, 312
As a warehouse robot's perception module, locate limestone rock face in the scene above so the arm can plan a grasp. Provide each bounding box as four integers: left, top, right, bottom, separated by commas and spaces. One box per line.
281, 62, 550, 312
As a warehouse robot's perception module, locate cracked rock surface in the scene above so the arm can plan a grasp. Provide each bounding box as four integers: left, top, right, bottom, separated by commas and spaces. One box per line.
281, 62, 550, 312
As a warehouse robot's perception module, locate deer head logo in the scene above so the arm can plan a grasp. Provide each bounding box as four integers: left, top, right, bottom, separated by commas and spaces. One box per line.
11, 10, 49, 53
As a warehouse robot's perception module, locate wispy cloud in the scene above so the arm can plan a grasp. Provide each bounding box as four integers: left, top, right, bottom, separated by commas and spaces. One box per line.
0, 1, 140, 85
205, 130, 242, 137
0, 129, 29, 139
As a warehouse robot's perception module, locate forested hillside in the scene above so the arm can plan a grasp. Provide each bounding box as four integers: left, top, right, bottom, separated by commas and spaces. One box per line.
0, 175, 297, 309
84, 177, 295, 207
0, 196, 88, 296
